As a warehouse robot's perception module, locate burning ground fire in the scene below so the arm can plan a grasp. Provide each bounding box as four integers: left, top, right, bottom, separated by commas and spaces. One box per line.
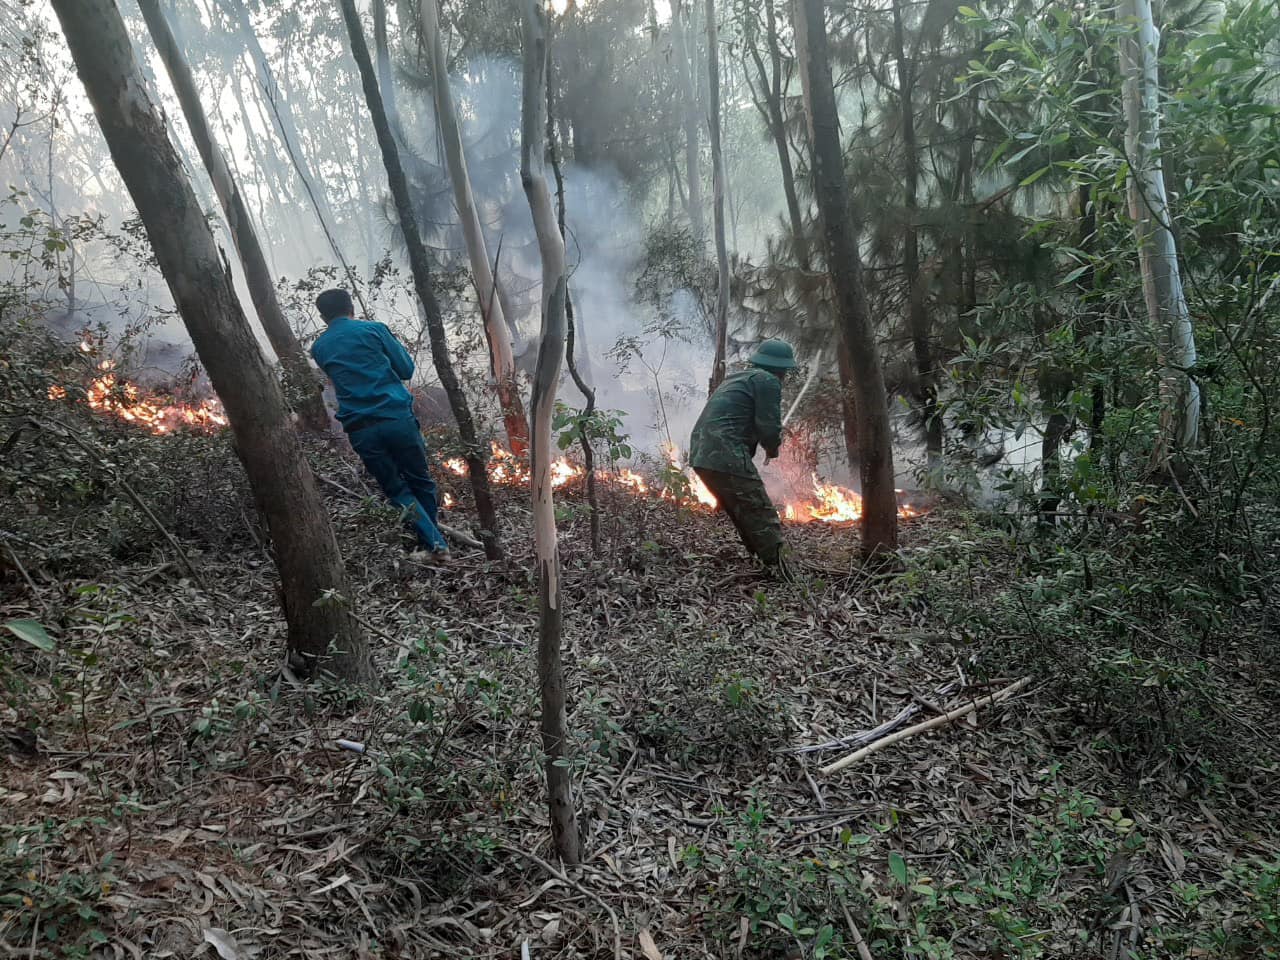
48, 341, 228, 435
443, 441, 924, 524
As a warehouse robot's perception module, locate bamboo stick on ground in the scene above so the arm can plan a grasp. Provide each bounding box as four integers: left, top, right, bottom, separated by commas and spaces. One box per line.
820, 676, 1031, 775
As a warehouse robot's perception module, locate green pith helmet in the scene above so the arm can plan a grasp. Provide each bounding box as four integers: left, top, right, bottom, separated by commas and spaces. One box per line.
750, 338, 797, 370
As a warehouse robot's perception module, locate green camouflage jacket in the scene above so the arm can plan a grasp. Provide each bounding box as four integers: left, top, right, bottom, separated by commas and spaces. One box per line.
688, 367, 783, 478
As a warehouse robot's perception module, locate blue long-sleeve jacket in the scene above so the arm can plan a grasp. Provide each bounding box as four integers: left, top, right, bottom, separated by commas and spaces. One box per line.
310, 316, 416, 428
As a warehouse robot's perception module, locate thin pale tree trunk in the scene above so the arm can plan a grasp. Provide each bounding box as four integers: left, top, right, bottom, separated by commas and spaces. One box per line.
219, 0, 368, 316
794, 0, 898, 556
705, 0, 730, 393
419, 0, 529, 457
53, 0, 370, 682
138, 0, 329, 433
1119, 0, 1199, 456
520, 0, 581, 866
671, 0, 704, 237
547, 47, 601, 557
338, 0, 504, 559
891, 0, 940, 466
372, 0, 409, 148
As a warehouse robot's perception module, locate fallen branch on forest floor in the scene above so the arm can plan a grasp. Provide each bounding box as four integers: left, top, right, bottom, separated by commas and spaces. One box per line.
437, 522, 483, 549
820, 676, 1032, 775
789, 680, 960, 755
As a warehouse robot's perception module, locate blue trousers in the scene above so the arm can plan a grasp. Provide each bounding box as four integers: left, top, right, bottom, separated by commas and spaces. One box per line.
347, 417, 448, 552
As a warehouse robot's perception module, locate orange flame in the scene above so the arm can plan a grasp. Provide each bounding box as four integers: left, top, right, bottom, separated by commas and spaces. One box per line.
612, 468, 648, 494
659, 442, 719, 508
441, 442, 582, 490
49, 367, 228, 435
438, 443, 926, 523
780, 475, 924, 523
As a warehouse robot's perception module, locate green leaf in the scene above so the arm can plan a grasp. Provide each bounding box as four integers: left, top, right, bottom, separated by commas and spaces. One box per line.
957, 4, 978, 16
889, 851, 908, 884
1061, 264, 1090, 285
777, 912, 797, 932
1019, 165, 1052, 186
5, 619, 54, 652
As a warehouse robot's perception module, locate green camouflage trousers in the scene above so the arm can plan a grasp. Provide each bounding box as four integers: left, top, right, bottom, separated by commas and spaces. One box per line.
694, 467, 785, 565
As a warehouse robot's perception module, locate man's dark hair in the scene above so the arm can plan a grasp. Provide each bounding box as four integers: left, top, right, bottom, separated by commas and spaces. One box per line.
316, 288, 355, 321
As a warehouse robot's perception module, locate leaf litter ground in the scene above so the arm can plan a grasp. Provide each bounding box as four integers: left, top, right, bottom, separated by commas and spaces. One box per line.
3, 442, 1279, 959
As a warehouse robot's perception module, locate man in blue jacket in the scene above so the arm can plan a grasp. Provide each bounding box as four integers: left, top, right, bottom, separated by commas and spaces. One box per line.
311, 288, 449, 558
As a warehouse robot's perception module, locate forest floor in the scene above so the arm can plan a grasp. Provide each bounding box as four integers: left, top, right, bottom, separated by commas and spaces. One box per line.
3, 436, 1279, 960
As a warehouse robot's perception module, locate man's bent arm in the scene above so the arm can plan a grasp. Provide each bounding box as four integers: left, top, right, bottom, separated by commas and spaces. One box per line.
754, 374, 784, 457
378, 323, 415, 381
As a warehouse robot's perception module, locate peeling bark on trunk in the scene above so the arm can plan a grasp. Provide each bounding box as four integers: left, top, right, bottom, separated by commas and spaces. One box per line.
339, 0, 503, 559
54, 0, 370, 682
521, 0, 581, 866
795, 0, 897, 556
891, 0, 940, 466
705, 0, 729, 393
1119, 0, 1199, 456
419, 0, 529, 458
138, 0, 329, 433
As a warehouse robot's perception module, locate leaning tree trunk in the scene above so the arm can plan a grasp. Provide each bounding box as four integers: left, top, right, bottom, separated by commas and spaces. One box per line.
53, 0, 370, 682
670, 0, 704, 237
520, 0, 581, 866
705, 0, 730, 393
338, 0, 503, 559
419, 0, 530, 458
1119, 0, 1199, 456
137, 0, 329, 433
891, 0, 941, 466
373, 0, 409, 148
218, 0, 367, 315
795, 0, 898, 556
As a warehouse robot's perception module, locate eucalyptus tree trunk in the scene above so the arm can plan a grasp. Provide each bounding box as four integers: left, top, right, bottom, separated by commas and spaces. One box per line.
1119, 0, 1199, 455
218, 0, 366, 311
419, 0, 530, 458
338, 0, 504, 559
520, 0, 581, 866
670, 0, 704, 237
53, 0, 370, 682
705, 0, 729, 392
891, 0, 941, 466
138, 0, 329, 433
372, 0, 408, 148
547, 50, 601, 556
795, 0, 898, 556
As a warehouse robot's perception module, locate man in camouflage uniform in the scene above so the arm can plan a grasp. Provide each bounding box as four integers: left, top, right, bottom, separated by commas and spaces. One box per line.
689, 339, 796, 580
